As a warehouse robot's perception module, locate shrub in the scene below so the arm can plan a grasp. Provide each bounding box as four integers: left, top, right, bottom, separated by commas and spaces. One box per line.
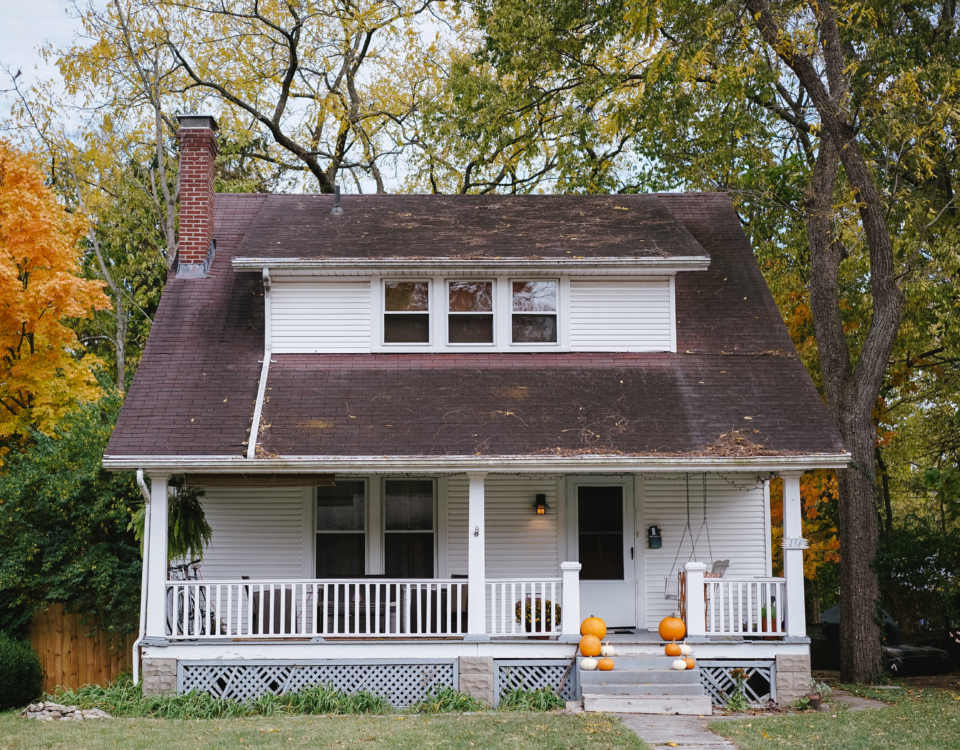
0, 634, 43, 710
497, 686, 565, 711
514, 597, 561, 632
411, 686, 485, 713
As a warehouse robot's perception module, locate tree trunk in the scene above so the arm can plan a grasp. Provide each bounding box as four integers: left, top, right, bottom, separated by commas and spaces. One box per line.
114, 294, 127, 394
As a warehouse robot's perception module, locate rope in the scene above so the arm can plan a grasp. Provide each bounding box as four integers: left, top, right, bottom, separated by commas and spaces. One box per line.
667, 473, 696, 585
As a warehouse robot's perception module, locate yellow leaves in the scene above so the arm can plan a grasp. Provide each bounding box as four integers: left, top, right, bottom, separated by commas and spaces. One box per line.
0, 141, 110, 443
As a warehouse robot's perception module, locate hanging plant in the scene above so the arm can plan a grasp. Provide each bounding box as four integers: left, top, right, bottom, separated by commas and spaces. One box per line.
129, 475, 212, 561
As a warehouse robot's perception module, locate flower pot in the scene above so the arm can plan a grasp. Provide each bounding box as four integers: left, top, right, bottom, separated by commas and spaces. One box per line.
807, 695, 822, 710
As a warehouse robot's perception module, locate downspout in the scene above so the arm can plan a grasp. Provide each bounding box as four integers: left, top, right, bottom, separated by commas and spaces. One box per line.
247, 268, 272, 459
133, 469, 152, 686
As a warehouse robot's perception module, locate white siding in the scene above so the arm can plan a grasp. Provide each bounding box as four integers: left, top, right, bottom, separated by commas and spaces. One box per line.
271, 280, 371, 353
569, 280, 673, 351
446, 475, 559, 578
199, 487, 307, 580
643, 475, 768, 628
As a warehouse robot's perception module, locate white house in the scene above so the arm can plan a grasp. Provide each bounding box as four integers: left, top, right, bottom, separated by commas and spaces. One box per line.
103, 115, 848, 713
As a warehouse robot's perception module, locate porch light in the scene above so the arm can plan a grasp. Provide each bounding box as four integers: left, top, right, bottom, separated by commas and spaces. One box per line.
648, 525, 663, 549
534, 494, 548, 515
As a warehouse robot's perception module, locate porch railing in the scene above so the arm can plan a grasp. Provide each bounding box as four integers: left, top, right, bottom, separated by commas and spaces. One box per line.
165, 579, 469, 639
486, 579, 563, 636
681, 569, 786, 637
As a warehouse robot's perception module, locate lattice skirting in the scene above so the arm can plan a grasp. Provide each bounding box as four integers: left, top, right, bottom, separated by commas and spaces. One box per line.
494, 660, 578, 702
177, 660, 457, 707
698, 660, 776, 707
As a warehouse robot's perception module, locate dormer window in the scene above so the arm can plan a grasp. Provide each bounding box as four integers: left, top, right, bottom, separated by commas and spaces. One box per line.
448, 281, 494, 344
384, 281, 430, 344
512, 280, 557, 344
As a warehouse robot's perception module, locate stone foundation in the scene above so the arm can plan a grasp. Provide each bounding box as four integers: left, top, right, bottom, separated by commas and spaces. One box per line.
775, 654, 811, 703
142, 657, 177, 695
459, 656, 495, 707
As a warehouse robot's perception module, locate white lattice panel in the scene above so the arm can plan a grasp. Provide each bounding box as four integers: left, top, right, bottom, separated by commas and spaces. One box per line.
179, 662, 455, 707
697, 660, 775, 706
495, 660, 577, 702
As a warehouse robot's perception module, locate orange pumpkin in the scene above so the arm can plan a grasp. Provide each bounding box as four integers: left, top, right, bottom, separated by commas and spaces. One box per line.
597, 658, 614, 671
580, 615, 607, 640
579, 634, 602, 657
684, 657, 696, 670
664, 643, 682, 657
658, 615, 686, 642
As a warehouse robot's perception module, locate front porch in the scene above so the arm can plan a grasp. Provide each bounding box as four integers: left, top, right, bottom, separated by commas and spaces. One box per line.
137, 469, 813, 707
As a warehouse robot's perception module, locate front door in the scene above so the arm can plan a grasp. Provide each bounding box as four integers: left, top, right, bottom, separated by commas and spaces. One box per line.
577, 485, 636, 628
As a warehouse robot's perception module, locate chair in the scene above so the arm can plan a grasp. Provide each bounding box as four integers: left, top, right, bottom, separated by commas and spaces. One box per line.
710, 560, 730, 577
251, 587, 294, 635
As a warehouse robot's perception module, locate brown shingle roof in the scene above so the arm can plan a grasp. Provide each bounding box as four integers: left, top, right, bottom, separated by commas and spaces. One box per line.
105, 192, 845, 460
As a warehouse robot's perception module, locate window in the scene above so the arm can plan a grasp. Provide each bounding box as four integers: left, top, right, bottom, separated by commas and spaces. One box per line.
384, 281, 430, 343
384, 480, 434, 578
448, 281, 494, 344
578, 486, 624, 580
512, 280, 557, 343
316, 481, 366, 577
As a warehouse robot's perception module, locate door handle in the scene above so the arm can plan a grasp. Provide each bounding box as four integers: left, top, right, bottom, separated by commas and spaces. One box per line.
630, 547, 634, 560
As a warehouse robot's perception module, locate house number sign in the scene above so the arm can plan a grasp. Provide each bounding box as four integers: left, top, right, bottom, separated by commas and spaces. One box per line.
781, 537, 810, 549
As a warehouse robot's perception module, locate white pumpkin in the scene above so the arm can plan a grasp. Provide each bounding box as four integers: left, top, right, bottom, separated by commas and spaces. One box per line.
679, 644, 693, 656
581, 658, 599, 671
672, 659, 688, 671
600, 644, 617, 657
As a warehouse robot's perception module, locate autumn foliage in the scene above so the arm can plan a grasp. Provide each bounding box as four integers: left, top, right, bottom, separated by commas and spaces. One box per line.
769, 470, 841, 580
0, 141, 110, 445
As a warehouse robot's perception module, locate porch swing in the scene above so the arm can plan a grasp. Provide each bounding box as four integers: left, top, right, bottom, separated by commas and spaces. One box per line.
664, 473, 729, 599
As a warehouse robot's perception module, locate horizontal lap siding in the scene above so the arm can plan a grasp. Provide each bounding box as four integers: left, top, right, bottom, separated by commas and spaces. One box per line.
643, 474, 767, 628
446, 476, 559, 578
199, 487, 306, 579
569, 280, 672, 351
271, 281, 371, 353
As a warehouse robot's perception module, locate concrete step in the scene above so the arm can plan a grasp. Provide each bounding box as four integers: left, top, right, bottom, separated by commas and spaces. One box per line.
583, 693, 713, 715
580, 668, 701, 685
579, 655, 683, 669
583, 683, 705, 696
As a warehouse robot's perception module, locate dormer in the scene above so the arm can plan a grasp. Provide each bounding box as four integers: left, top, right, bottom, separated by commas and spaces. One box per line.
232, 195, 710, 354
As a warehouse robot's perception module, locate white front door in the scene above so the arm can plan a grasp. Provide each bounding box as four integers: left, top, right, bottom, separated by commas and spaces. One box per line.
576, 483, 636, 628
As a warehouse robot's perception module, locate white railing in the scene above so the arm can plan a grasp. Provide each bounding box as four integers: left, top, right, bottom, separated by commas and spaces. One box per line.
486, 579, 563, 636
165, 579, 468, 639
703, 577, 786, 637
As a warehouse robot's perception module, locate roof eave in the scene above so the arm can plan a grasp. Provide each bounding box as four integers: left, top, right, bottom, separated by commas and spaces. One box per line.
231, 256, 711, 275
103, 452, 851, 474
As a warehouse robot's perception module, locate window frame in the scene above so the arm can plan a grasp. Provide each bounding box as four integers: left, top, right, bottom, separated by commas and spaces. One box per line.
314, 479, 368, 578
381, 476, 438, 579
445, 279, 497, 347
509, 278, 560, 347
381, 278, 432, 347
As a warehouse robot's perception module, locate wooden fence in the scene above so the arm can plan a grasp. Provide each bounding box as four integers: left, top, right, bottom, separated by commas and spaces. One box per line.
28, 604, 136, 694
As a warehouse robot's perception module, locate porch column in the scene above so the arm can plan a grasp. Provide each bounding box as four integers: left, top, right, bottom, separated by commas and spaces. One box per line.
781, 471, 807, 638
684, 562, 708, 640
145, 473, 170, 639
466, 472, 488, 639
559, 562, 581, 642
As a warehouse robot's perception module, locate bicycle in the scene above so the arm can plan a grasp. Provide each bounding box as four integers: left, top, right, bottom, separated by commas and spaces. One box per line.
166, 559, 213, 637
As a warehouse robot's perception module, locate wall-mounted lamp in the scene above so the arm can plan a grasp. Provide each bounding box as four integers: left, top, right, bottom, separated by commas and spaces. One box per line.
648, 525, 662, 549
534, 493, 548, 515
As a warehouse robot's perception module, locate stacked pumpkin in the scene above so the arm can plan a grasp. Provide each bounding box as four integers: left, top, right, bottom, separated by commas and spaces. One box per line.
578, 616, 615, 671
660, 615, 695, 670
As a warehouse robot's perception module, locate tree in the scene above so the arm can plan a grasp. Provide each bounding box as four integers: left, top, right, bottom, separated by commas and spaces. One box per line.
0, 140, 111, 446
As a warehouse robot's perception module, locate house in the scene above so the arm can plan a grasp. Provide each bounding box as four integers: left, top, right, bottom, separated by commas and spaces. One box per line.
103, 115, 848, 713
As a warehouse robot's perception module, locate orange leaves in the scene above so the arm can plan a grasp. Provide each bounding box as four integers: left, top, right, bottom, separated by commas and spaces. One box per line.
770, 470, 840, 579
0, 141, 111, 444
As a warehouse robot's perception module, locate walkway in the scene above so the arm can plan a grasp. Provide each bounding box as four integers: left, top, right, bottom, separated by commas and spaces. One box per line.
617, 713, 737, 749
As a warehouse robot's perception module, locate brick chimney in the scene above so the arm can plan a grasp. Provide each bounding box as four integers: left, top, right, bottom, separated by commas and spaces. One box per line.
176, 114, 219, 278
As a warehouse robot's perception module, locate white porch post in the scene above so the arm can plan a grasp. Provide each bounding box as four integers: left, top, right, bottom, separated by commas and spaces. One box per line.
145, 473, 170, 639
560, 562, 581, 641
781, 471, 807, 638
684, 562, 707, 639
466, 472, 488, 639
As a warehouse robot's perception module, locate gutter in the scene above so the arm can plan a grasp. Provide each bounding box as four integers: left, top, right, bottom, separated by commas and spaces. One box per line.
105, 452, 852, 474
247, 268, 272, 459
132, 469, 152, 686
231, 256, 711, 275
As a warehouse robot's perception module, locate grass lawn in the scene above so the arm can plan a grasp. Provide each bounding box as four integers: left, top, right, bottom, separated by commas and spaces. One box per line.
712, 687, 960, 749
0, 711, 648, 750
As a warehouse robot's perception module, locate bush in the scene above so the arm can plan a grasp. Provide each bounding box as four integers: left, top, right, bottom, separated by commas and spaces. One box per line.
49, 674, 391, 718
497, 686, 565, 711
411, 685, 485, 713
0, 634, 42, 710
